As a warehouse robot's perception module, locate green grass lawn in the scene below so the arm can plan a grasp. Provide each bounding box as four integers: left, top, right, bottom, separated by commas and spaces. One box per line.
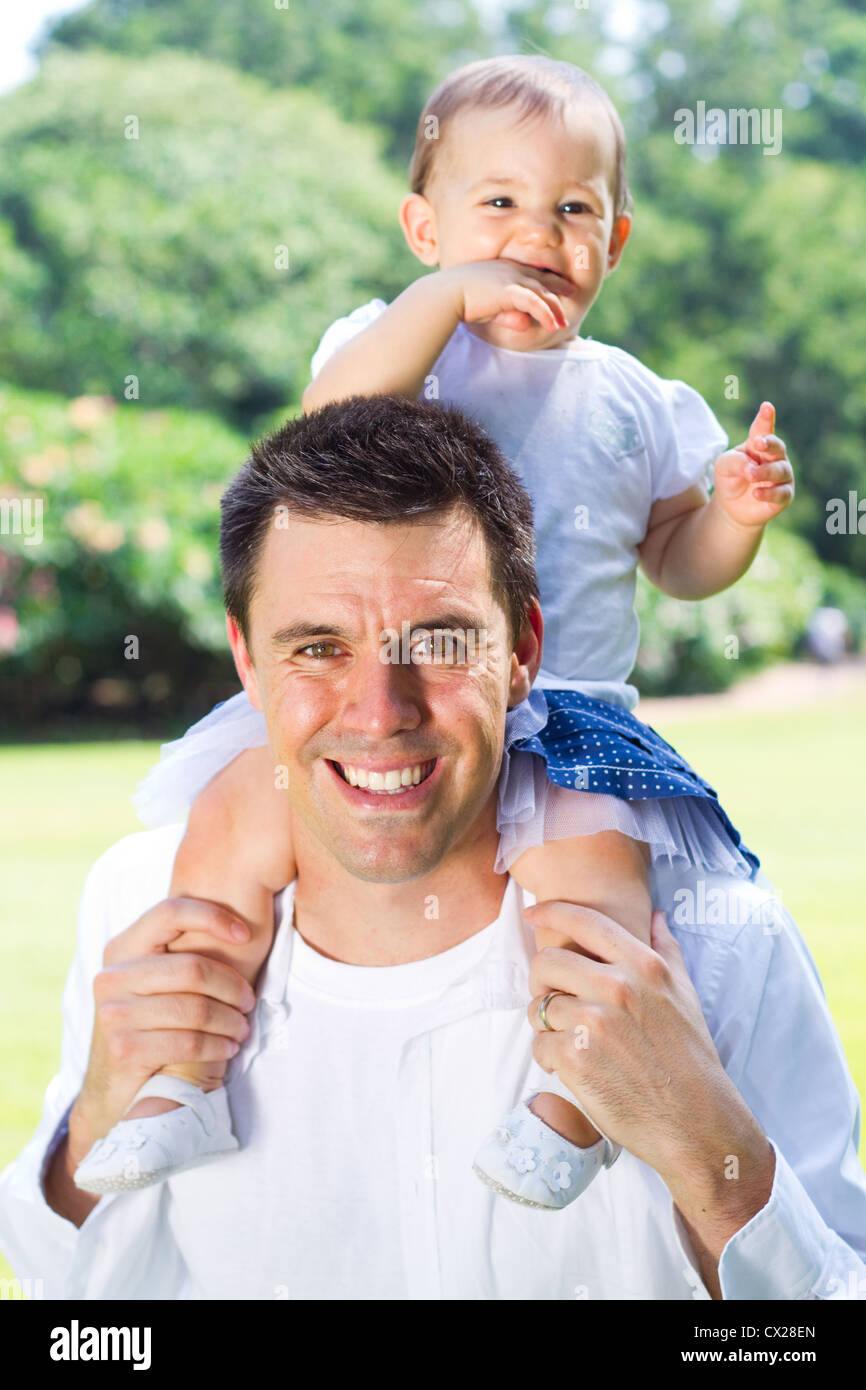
0, 691, 864, 1284
647, 691, 866, 1108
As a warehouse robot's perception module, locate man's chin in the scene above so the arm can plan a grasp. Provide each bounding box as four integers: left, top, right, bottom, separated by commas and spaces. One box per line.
325, 835, 449, 884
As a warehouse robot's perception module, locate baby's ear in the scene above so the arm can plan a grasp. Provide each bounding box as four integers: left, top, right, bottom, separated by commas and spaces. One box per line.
399, 193, 440, 266
606, 213, 633, 274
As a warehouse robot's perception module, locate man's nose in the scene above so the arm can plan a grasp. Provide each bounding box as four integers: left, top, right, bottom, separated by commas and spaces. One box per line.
339, 648, 423, 740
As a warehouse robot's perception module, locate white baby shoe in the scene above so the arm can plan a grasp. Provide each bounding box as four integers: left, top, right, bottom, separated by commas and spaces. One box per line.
73, 1076, 239, 1194
472, 1095, 620, 1210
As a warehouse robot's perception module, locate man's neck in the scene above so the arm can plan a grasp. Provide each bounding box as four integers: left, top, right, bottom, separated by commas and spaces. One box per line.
289, 815, 508, 966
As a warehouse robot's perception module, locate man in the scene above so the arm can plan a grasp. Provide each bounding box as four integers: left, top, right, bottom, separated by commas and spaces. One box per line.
2, 396, 865, 1299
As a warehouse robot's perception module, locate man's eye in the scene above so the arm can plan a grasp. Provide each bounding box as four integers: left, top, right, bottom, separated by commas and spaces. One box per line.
299, 641, 340, 659
411, 635, 434, 660
412, 630, 468, 663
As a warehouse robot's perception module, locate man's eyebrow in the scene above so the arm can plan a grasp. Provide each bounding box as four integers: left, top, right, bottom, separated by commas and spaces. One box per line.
270, 611, 489, 647
270, 622, 356, 647
401, 610, 488, 635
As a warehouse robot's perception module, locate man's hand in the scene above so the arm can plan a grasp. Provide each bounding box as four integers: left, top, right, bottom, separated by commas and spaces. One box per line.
525, 900, 775, 1289
43, 898, 257, 1227
712, 402, 794, 530
68, 898, 257, 1161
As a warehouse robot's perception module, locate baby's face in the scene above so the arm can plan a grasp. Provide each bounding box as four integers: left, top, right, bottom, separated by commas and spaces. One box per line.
418, 100, 629, 350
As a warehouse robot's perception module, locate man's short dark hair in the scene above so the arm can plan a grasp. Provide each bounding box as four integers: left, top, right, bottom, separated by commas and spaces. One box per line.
220, 394, 539, 643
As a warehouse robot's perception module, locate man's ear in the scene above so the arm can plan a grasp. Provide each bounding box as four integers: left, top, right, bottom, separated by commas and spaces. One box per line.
399, 192, 440, 267
226, 614, 264, 713
507, 600, 543, 709
605, 213, 632, 275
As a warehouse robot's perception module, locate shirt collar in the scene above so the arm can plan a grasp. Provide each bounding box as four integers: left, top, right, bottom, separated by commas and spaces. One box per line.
256, 876, 534, 1014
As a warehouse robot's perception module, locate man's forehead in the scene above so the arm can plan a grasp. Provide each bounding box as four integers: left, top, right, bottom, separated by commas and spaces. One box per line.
251, 506, 498, 619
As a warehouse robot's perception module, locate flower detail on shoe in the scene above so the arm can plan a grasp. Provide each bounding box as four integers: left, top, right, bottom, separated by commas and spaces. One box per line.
505, 1141, 537, 1174
73, 1085, 239, 1194
473, 1101, 610, 1211
542, 1160, 572, 1193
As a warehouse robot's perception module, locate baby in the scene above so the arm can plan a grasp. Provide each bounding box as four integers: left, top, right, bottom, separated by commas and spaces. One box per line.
74, 55, 794, 1209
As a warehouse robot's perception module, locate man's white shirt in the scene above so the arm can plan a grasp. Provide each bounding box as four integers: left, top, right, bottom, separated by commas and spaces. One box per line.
2, 825, 866, 1300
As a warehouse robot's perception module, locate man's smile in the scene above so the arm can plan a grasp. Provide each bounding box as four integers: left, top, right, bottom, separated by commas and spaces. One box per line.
330, 757, 437, 791
325, 755, 442, 807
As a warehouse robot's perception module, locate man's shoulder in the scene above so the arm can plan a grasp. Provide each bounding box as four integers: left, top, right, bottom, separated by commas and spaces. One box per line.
80, 824, 186, 945
654, 864, 785, 944
87, 823, 185, 883
651, 863, 829, 1075
654, 863, 780, 999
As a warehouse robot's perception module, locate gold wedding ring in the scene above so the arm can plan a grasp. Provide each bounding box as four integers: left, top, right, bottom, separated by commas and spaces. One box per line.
538, 991, 565, 1031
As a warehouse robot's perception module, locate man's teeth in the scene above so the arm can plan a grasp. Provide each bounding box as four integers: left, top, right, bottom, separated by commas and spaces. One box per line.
337, 761, 434, 793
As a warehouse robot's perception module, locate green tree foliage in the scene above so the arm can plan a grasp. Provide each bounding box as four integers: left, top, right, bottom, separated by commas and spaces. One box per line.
617, 0, 866, 167
0, 50, 419, 427
42, 0, 485, 161
506, 0, 866, 162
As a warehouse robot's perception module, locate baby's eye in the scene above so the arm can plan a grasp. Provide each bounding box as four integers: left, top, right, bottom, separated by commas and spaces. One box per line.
298, 641, 341, 660
560, 201, 591, 215
484, 196, 515, 209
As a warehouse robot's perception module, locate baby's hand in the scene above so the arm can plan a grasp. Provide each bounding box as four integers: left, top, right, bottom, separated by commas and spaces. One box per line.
712, 402, 794, 528
443, 258, 575, 335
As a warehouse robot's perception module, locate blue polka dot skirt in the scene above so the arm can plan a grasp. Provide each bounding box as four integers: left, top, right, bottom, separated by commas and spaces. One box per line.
496, 688, 759, 879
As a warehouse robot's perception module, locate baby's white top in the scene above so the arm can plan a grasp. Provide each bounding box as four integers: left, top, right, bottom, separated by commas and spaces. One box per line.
311, 299, 728, 710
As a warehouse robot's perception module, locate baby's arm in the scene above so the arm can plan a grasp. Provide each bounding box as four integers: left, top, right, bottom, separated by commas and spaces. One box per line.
639, 402, 795, 600
302, 261, 574, 411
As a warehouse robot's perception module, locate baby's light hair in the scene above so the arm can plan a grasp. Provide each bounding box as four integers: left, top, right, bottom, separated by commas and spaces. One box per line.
409, 54, 632, 218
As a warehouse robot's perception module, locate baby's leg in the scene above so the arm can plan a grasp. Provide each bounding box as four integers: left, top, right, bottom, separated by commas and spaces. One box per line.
126, 745, 296, 1118
509, 830, 652, 1149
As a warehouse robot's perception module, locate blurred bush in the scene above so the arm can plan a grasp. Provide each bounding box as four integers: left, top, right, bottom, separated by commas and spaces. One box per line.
0, 383, 244, 730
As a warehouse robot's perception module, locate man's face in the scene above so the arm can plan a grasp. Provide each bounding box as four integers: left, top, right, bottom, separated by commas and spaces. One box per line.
405, 100, 631, 351
230, 504, 536, 883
